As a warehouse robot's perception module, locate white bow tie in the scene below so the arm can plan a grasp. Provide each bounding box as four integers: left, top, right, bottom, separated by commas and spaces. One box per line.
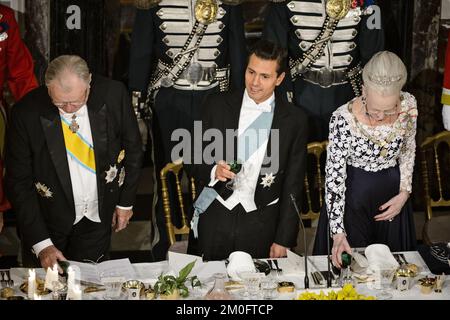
243, 103, 272, 113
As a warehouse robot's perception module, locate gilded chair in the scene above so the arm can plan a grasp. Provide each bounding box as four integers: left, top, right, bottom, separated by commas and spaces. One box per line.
420, 130, 450, 245
160, 161, 196, 252
295, 141, 328, 255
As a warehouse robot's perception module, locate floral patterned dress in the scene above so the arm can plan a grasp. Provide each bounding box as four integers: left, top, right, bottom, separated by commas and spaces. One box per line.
313, 92, 418, 254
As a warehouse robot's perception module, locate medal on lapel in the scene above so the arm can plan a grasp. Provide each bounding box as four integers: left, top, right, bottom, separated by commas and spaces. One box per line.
69, 114, 79, 133
35, 182, 53, 198
117, 150, 125, 164
105, 165, 118, 183
118, 168, 125, 187
260, 172, 276, 188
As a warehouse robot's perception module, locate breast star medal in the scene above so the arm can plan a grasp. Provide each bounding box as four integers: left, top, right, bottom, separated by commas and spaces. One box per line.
35, 182, 53, 198
260, 172, 276, 188
69, 114, 79, 133
105, 165, 118, 183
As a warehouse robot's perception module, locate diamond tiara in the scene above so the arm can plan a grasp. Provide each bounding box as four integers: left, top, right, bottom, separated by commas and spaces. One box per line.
368, 74, 403, 86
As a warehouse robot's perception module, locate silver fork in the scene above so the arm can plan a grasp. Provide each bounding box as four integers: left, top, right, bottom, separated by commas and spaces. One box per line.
0, 270, 6, 287
399, 253, 408, 265
267, 259, 275, 272
273, 260, 282, 275
310, 272, 319, 286
5, 270, 13, 287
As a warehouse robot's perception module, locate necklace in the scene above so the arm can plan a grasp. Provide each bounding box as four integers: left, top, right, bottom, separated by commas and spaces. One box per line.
69, 114, 79, 133
348, 101, 398, 157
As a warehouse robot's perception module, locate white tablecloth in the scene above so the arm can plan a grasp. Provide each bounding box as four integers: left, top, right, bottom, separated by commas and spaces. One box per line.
3, 251, 449, 300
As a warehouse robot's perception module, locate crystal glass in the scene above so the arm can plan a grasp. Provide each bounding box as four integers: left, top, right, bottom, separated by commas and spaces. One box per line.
100, 272, 124, 300
237, 271, 262, 299
51, 281, 68, 300
375, 268, 396, 300
225, 161, 247, 191
260, 278, 278, 300
204, 273, 233, 300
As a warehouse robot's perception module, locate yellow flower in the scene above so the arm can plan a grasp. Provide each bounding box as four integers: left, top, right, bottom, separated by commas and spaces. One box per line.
296, 285, 375, 300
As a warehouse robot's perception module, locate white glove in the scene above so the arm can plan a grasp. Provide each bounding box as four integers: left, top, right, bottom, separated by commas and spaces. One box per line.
443, 105, 450, 131
137, 119, 148, 150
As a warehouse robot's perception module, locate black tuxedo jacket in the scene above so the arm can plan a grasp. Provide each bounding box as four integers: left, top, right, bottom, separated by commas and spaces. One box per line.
5, 75, 143, 251
186, 89, 308, 250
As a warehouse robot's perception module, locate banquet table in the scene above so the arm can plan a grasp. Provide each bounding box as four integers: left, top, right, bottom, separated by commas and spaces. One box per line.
1, 251, 449, 300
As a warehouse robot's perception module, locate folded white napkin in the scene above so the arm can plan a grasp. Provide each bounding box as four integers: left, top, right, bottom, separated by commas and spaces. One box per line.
277, 250, 305, 276
226, 251, 256, 281
364, 244, 399, 273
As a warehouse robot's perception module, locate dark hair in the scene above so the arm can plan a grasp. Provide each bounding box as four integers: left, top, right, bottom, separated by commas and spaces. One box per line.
248, 39, 287, 76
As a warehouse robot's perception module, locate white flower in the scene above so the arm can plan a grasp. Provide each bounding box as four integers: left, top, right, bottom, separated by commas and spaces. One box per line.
35, 182, 53, 198
105, 165, 118, 183
260, 172, 276, 188
118, 168, 125, 187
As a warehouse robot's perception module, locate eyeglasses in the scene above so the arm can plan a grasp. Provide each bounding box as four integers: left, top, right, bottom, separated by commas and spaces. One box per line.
52, 88, 89, 109
365, 108, 399, 118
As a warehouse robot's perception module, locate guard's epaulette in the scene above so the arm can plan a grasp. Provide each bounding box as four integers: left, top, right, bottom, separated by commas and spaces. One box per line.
134, 0, 161, 10
221, 0, 244, 5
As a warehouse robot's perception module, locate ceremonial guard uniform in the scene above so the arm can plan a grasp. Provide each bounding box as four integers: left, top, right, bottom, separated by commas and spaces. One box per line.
263, 0, 384, 141
128, 0, 247, 258
0, 5, 38, 213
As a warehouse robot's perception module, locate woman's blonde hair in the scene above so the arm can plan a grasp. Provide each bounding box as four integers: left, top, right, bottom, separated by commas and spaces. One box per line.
45, 55, 91, 90
362, 51, 407, 95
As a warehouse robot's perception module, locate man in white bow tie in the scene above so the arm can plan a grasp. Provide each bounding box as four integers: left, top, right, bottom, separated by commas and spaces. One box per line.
186, 40, 308, 261
6, 55, 143, 269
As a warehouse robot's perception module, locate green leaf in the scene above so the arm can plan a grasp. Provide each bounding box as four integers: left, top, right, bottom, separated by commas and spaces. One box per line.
178, 260, 196, 283
178, 284, 189, 298
190, 276, 201, 288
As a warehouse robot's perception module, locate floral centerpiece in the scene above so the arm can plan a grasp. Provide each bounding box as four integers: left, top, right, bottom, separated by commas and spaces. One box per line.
296, 284, 375, 300
153, 260, 201, 299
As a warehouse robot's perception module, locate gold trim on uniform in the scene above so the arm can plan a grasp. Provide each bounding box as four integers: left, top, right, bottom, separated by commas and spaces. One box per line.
326, 0, 351, 20
134, 0, 162, 9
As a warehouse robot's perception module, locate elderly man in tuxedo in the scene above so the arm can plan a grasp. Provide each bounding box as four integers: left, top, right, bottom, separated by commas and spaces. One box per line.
186, 40, 308, 261
6, 55, 143, 269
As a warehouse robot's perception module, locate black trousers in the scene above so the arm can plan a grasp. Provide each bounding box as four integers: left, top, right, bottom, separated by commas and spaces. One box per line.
22, 217, 111, 268
151, 87, 218, 261
192, 200, 279, 261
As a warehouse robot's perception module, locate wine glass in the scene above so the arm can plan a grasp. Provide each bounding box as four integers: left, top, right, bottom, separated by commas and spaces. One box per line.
237, 271, 262, 299
225, 161, 244, 191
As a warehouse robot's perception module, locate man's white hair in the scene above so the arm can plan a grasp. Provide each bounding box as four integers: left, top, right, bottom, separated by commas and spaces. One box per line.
45, 55, 91, 91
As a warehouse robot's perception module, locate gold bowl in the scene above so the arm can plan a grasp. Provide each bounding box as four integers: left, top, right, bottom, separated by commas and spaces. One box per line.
122, 280, 145, 297
396, 264, 419, 278
0, 287, 15, 299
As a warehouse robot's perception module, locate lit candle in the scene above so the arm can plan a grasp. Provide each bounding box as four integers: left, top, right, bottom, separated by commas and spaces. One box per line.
68, 284, 82, 300
44, 264, 59, 290
67, 266, 75, 293
28, 269, 36, 299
